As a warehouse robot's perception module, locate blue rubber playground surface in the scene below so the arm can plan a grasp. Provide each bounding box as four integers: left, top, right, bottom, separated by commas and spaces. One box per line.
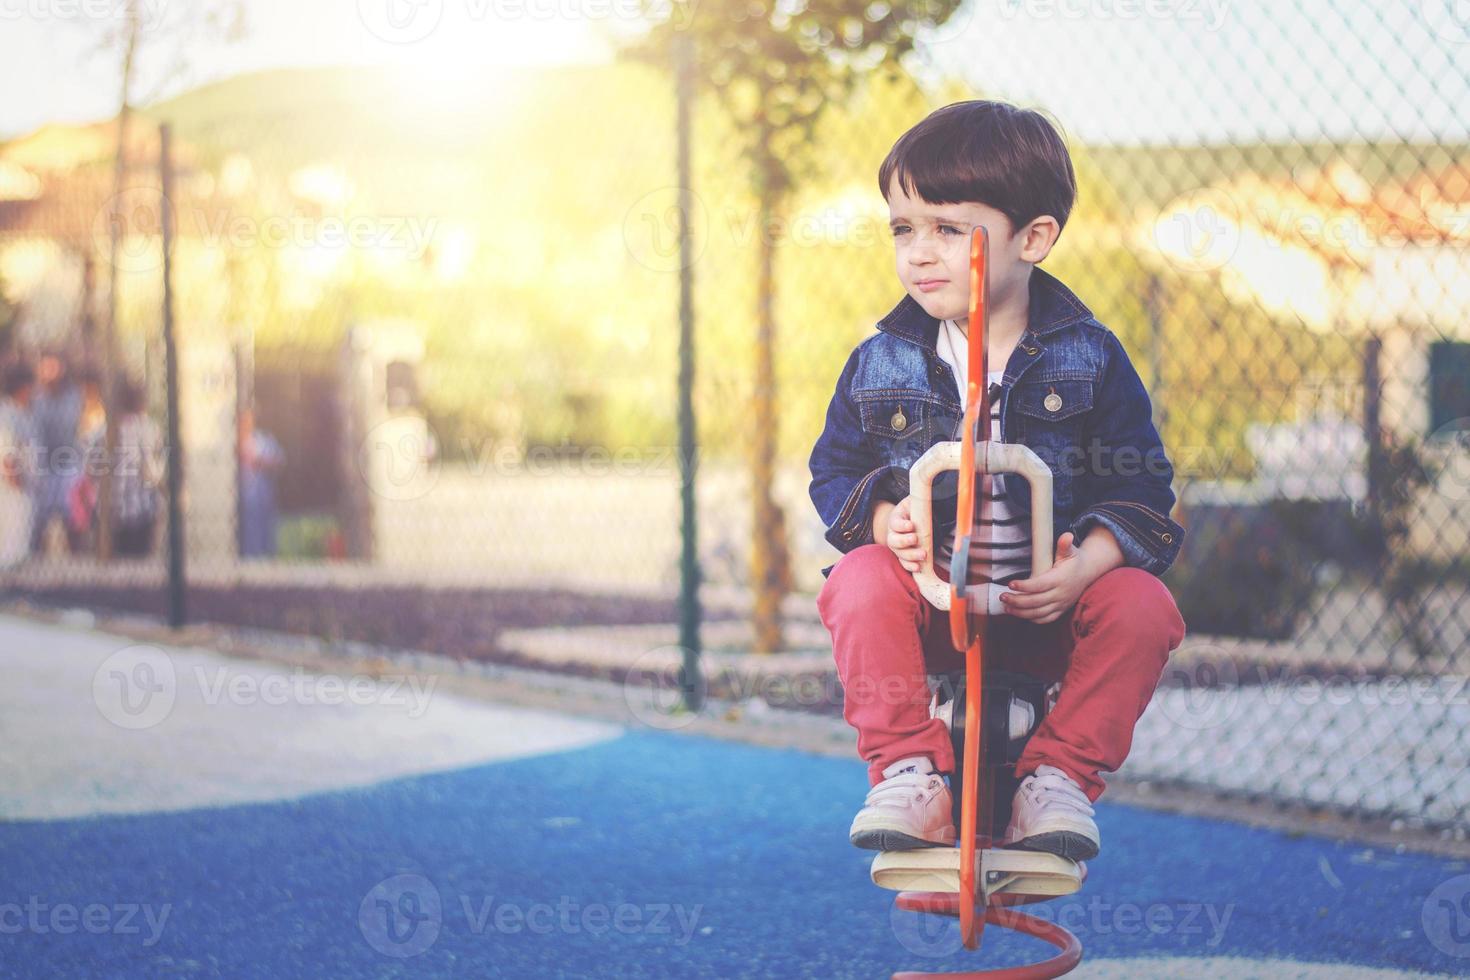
1, 614, 1466, 978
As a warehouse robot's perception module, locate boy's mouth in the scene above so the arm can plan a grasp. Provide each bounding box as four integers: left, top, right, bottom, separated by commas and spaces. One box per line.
914, 278, 949, 293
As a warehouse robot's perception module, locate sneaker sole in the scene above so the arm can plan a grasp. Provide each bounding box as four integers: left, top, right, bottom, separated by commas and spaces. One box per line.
1009, 830, 1098, 862
850, 827, 956, 851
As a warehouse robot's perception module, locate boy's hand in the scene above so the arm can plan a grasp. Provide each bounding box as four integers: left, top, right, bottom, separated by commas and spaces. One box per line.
884, 495, 929, 573
999, 531, 1108, 624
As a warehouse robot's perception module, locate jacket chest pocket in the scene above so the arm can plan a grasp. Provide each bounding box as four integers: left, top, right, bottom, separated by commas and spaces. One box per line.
856, 394, 938, 467
1011, 379, 1093, 428
1011, 379, 1094, 506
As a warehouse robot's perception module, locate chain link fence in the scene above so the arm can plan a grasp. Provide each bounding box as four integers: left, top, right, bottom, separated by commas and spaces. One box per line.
0, 1, 1467, 833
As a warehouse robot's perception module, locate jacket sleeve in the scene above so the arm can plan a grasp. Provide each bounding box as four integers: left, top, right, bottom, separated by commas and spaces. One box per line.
1065, 331, 1186, 576
808, 344, 906, 554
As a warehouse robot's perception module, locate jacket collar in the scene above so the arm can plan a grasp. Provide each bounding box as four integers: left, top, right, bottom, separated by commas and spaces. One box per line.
875, 266, 1094, 353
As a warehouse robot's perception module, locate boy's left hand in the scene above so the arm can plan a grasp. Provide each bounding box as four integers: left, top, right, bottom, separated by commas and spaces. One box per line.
999, 532, 1101, 624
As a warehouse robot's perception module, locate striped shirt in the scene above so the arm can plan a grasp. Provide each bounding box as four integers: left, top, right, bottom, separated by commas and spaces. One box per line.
933, 319, 1031, 615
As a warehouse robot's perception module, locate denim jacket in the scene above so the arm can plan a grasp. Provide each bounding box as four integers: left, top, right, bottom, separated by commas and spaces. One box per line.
808, 267, 1186, 580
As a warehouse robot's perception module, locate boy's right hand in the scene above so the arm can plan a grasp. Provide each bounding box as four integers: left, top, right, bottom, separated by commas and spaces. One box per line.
885, 495, 927, 573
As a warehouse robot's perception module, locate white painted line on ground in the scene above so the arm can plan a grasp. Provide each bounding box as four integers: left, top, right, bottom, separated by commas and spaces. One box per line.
0, 615, 623, 820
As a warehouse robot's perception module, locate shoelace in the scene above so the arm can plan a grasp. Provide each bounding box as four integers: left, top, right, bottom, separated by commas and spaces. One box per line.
1020, 770, 1095, 817
864, 772, 944, 807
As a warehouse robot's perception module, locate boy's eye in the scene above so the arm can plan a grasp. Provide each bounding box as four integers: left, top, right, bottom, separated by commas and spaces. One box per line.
889, 223, 962, 238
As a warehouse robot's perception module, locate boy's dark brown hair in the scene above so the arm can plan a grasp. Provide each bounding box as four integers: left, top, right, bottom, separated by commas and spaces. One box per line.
879, 100, 1078, 239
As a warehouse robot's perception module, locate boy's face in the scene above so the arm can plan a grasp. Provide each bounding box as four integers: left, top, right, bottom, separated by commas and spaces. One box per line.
885, 175, 1031, 331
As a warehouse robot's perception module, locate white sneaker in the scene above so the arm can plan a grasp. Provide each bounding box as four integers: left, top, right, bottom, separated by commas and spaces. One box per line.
1002, 764, 1099, 861
849, 756, 956, 851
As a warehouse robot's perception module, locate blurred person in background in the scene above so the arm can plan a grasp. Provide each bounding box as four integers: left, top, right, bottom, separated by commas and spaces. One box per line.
0, 360, 37, 567
110, 378, 163, 558
27, 351, 83, 556
238, 407, 284, 559
67, 367, 106, 553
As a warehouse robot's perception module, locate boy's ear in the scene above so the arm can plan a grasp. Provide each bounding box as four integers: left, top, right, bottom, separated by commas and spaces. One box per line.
1017, 215, 1062, 264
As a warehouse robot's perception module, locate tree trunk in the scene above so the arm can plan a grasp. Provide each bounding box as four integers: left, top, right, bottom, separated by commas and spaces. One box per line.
749, 125, 792, 655
97, 2, 140, 563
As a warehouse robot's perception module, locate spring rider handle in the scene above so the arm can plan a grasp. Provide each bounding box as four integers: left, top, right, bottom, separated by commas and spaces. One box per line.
906, 440, 1057, 611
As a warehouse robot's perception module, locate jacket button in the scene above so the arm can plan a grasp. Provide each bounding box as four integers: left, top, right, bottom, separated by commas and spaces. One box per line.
1044, 392, 1062, 413
891, 408, 907, 431
1161, 532, 1173, 543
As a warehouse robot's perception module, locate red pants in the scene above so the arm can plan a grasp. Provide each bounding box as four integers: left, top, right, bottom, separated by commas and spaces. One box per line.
817, 544, 1186, 802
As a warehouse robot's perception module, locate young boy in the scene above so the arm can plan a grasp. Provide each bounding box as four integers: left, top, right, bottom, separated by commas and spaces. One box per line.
809, 100, 1188, 862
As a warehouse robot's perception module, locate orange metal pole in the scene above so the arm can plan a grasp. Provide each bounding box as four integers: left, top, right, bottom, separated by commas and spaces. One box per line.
951, 228, 993, 950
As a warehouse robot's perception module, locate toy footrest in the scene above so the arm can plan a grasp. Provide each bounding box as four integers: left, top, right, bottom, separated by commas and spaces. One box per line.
871, 847, 1082, 901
